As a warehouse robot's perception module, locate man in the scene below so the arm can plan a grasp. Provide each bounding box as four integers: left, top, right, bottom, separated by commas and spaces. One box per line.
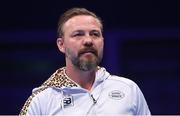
20, 8, 151, 115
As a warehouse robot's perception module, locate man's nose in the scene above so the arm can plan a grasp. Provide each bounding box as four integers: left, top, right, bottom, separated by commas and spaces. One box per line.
83, 35, 93, 47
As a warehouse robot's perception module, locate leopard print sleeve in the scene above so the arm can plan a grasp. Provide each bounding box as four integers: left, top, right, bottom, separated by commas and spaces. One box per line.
19, 67, 77, 116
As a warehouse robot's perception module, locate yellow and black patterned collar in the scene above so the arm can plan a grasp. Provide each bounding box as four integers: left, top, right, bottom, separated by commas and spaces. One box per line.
41, 67, 78, 88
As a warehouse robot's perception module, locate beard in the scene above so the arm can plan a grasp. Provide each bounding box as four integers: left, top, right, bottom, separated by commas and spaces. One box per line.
66, 47, 103, 71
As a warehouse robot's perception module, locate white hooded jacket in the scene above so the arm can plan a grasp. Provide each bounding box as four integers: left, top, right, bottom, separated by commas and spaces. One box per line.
20, 67, 151, 116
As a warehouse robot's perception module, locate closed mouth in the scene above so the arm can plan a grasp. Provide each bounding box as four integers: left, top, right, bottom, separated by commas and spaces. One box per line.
79, 49, 97, 56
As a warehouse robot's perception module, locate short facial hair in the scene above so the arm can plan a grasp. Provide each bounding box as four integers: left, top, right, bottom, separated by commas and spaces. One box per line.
66, 47, 103, 71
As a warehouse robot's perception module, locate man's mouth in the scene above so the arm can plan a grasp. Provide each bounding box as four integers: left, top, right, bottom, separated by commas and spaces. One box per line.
79, 48, 97, 57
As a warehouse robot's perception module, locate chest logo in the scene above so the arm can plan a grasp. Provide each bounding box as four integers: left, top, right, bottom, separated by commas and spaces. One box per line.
109, 90, 125, 100
63, 96, 74, 107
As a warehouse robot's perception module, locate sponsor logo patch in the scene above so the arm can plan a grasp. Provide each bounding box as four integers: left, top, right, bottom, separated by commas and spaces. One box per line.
63, 96, 74, 107
109, 90, 125, 100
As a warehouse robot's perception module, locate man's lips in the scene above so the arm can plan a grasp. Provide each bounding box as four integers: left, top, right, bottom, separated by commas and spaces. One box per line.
78, 48, 97, 56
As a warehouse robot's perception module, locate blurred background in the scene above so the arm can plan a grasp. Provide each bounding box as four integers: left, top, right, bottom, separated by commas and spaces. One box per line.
0, 0, 180, 114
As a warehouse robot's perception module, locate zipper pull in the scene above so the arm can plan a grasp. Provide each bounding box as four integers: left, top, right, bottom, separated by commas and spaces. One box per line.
90, 94, 97, 104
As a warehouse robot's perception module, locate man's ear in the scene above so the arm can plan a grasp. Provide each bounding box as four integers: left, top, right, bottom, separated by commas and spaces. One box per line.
57, 38, 65, 53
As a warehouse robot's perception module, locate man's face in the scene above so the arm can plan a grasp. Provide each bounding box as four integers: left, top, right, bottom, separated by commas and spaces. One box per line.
60, 15, 104, 71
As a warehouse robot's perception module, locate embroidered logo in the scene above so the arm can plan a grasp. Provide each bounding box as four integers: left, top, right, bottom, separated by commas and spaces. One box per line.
63, 96, 74, 107
109, 90, 125, 100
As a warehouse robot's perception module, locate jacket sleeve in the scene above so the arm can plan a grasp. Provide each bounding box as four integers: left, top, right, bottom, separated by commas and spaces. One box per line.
133, 84, 151, 115
19, 87, 47, 116
19, 93, 41, 115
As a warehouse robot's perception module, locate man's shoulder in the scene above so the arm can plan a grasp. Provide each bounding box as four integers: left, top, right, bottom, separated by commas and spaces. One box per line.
31, 86, 61, 100
32, 66, 78, 95
106, 75, 138, 88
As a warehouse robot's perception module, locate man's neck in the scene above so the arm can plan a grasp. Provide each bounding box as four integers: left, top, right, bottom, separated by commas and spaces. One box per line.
65, 64, 96, 91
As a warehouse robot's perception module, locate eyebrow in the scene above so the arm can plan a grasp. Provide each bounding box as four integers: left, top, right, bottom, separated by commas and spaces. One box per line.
71, 29, 101, 35
73, 30, 84, 32
91, 29, 101, 32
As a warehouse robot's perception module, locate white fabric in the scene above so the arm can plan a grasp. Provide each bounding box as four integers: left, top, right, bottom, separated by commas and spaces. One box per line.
27, 67, 151, 115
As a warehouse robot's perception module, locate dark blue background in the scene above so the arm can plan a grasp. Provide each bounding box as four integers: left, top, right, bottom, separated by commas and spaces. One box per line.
0, 0, 180, 114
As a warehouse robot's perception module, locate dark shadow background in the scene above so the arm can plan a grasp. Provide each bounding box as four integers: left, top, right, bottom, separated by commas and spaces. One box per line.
0, 0, 180, 114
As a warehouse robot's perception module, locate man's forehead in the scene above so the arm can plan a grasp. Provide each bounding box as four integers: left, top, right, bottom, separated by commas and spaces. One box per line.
64, 15, 101, 29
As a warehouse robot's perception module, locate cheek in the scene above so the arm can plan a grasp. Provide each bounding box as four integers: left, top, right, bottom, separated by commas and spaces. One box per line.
98, 40, 104, 51
64, 45, 78, 57
64, 39, 79, 50
65, 39, 82, 53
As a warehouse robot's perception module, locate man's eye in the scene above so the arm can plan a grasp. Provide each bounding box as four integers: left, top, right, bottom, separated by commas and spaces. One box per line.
94, 33, 100, 37
73, 33, 84, 37
91, 32, 100, 37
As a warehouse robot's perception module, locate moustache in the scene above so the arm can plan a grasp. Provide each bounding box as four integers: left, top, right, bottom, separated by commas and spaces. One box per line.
78, 47, 98, 57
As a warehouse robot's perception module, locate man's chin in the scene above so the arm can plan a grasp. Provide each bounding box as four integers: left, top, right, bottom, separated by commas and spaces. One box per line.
79, 64, 97, 71
78, 60, 98, 71
71, 55, 100, 71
